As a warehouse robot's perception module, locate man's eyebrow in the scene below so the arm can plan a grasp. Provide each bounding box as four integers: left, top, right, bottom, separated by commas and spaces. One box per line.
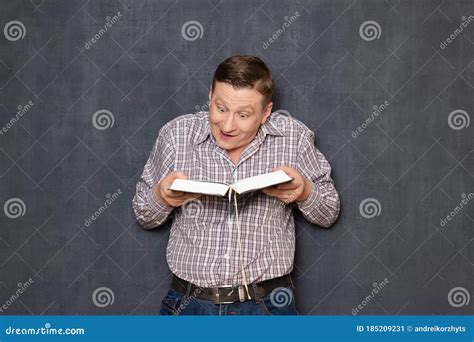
215, 97, 254, 111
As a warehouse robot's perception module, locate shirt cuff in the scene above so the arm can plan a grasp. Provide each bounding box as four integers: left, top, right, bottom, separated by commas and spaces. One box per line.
146, 187, 174, 214
296, 181, 321, 212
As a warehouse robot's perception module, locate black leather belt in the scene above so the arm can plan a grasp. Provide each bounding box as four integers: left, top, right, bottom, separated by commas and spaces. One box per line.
171, 274, 293, 304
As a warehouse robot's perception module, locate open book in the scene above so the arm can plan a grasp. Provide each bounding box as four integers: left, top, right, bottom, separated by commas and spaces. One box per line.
168, 170, 293, 196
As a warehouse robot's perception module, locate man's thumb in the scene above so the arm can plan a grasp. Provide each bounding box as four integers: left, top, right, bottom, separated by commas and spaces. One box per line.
174, 171, 188, 179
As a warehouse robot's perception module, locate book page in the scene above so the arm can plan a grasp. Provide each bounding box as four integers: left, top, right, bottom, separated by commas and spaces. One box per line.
231, 170, 293, 195
168, 179, 229, 196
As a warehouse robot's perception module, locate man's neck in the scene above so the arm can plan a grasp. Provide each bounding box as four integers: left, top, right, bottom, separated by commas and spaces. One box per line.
227, 148, 243, 165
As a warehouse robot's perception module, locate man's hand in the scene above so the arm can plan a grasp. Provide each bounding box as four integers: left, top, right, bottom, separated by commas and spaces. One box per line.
154, 171, 201, 207
261, 166, 313, 204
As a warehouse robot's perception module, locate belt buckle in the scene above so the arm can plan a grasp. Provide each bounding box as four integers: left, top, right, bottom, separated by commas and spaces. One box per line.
212, 285, 234, 304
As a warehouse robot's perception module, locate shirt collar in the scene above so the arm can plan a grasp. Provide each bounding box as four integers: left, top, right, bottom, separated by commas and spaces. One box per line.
194, 112, 285, 145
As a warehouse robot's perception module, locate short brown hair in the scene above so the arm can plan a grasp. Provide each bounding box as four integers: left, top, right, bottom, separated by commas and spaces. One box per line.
211, 55, 273, 107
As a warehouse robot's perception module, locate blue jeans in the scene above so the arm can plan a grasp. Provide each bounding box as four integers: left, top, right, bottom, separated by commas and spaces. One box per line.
160, 284, 299, 315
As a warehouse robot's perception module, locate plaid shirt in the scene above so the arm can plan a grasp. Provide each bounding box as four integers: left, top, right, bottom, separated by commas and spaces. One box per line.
132, 112, 340, 287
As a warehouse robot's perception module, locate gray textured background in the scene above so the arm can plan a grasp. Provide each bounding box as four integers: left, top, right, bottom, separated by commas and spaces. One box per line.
0, 0, 473, 315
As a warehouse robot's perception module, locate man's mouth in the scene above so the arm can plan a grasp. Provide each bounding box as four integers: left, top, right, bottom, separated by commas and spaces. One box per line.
219, 129, 237, 139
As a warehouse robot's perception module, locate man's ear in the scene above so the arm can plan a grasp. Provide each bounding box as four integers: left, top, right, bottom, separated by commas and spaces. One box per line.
208, 88, 212, 103
261, 101, 273, 124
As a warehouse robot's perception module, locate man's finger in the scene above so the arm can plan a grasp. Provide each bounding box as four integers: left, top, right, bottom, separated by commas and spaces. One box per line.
182, 193, 202, 201
264, 188, 289, 198
261, 187, 276, 196
168, 171, 188, 182
277, 182, 298, 190
170, 192, 201, 200
167, 189, 186, 197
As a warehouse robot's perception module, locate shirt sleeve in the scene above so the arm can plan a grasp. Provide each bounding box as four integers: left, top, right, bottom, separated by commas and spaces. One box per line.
132, 126, 175, 230
295, 131, 340, 228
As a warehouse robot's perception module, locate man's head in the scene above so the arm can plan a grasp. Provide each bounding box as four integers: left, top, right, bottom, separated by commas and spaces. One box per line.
208, 55, 273, 154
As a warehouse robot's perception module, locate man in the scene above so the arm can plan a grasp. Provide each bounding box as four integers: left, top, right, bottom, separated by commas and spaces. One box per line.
132, 55, 340, 315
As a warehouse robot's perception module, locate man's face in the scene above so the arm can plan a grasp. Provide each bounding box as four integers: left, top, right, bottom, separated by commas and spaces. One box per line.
208, 81, 273, 154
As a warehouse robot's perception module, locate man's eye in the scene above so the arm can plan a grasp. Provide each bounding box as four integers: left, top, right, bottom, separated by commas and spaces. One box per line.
218, 107, 225, 113
239, 113, 248, 119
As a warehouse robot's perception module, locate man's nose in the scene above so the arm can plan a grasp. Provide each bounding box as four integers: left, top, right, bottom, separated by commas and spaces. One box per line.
222, 114, 235, 132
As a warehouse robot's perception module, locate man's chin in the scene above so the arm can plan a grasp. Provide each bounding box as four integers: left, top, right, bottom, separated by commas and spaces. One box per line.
216, 141, 234, 150
216, 139, 239, 151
